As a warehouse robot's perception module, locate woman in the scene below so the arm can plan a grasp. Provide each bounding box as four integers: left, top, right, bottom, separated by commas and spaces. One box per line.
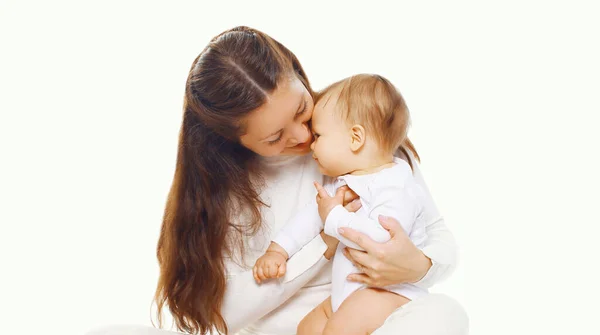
90, 26, 467, 335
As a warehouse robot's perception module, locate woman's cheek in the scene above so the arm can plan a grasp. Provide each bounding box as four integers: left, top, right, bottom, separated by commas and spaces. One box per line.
269, 142, 286, 156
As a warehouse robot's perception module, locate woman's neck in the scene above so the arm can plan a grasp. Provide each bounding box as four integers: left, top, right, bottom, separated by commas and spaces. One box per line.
258, 152, 307, 166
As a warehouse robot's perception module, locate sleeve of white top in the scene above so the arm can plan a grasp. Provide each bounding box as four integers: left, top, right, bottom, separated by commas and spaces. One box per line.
221, 234, 329, 334
405, 152, 458, 289
272, 201, 323, 257
323, 187, 418, 250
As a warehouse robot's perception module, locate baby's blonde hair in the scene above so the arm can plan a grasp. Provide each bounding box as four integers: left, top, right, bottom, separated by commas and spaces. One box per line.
318, 74, 416, 157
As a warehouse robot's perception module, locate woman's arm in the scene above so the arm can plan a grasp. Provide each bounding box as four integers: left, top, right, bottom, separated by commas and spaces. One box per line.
221, 189, 361, 333
221, 235, 329, 334
339, 152, 458, 289
412, 217, 458, 288
407, 151, 458, 288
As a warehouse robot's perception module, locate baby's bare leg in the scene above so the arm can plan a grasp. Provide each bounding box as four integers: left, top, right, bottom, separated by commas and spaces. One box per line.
297, 296, 333, 335
323, 288, 410, 335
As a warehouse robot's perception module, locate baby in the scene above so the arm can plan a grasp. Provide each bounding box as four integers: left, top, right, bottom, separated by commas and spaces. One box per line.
253, 74, 429, 334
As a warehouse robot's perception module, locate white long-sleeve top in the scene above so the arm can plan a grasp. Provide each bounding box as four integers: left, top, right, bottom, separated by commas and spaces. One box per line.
221, 151, 457, 335
273, 157, 429, 312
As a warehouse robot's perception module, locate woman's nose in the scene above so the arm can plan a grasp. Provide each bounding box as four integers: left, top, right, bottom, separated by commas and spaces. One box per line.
288, 123, 311, 145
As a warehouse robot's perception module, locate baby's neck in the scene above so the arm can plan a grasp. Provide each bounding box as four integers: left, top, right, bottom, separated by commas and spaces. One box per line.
347, 154, 395, 176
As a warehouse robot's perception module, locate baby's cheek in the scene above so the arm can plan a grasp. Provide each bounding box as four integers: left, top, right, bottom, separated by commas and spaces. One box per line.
325, 145, 337, 158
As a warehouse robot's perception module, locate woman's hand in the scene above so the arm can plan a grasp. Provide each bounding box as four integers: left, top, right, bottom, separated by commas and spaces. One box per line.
339, 215, 432, 287
321, 184, 361, 260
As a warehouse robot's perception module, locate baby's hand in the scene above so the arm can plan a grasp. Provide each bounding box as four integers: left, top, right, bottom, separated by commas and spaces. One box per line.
253, 242, 289, 284
314, 181, 345, 222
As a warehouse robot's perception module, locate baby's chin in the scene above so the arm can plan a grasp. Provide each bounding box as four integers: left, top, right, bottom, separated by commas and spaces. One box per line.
317, 165, 339, 178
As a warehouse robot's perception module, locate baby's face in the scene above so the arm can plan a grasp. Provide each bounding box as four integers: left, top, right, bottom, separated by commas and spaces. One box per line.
309, 92, 353, 177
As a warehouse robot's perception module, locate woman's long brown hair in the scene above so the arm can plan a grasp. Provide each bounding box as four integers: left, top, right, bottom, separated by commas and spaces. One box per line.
153, 26, 313, 334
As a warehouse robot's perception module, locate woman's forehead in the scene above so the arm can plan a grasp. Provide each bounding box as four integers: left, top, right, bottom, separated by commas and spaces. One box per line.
244, 78, 306, 139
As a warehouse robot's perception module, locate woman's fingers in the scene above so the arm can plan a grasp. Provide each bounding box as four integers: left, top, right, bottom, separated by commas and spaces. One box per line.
346, 273, 374, 286
339, 227, 378, 254
378, 215, 405, 239
347, 272, 388, 288
344, 247, 371, 270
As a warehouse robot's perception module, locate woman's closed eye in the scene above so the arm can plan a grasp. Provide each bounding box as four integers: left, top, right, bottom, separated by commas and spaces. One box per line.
267, 133, 283, 145
267, 99, 308, 146
294, 100, 307, 119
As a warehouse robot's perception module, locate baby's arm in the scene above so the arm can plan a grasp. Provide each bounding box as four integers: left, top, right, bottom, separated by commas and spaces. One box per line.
273, 201, 323, 257
253, 201, 324, 283
323, 188, 419, 250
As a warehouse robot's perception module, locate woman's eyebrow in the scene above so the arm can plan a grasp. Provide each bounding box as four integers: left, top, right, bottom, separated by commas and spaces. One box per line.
260, 96, 304, 141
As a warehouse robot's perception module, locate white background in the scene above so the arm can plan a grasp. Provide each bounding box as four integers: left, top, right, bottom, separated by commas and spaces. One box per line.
1, 1, 599, 334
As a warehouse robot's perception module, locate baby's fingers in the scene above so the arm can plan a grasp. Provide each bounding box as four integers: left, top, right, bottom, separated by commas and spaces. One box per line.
257, 266, 266, 282
313, 181, 330, 200
268, 262, 280, 278
277, 261, 287, 278
253, 265, 261, 284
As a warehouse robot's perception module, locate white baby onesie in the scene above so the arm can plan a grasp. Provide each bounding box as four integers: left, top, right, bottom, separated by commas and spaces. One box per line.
273, 157, 429, 312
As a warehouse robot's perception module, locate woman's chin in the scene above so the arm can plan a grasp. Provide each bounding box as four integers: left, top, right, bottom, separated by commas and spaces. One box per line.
282, 142, 312, 155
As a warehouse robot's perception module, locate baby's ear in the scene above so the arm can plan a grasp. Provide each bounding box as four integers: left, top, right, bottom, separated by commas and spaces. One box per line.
349, 125, 366, 152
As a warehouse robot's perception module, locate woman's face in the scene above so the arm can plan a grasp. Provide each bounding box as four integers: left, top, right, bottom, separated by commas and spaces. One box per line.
240, 76, 314, 156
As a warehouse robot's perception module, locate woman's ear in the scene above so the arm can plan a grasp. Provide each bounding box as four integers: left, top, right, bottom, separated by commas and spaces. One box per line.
349, 125, 366, 152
